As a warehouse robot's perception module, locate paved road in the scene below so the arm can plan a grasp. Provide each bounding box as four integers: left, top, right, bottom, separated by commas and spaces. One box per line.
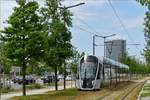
1, 82, 75, 100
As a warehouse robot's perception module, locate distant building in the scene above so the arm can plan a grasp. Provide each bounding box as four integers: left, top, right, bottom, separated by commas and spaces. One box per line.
105, 39, 126, 61
10, 66, 21, 76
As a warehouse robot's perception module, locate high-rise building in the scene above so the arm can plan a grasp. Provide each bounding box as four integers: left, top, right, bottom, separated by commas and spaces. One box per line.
105, 39, 126, 61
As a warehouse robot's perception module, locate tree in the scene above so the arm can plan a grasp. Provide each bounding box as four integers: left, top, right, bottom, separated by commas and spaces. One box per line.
69, 50, 85, 77
137, 0, 150, 6
0, 43, 12, 74
42, 0, 73, 90
137, 0, 150, 65
1, 0, 48, 96
120, 53, 148, 74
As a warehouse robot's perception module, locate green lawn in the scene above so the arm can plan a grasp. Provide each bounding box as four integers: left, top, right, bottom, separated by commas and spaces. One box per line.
143, 87, 150, 91
26, 84, 44, 89
1, 83, 63, 94
141, 92, 150, 97
1, 88, 15, 93
141, 83, 150, 97
144, 83, 150, 87
10, 88, 78, 100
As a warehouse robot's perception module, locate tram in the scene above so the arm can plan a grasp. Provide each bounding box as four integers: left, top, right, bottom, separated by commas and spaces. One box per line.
76, 55, 129, 90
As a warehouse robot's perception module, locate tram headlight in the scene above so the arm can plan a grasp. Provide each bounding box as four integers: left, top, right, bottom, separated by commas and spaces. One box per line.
81, 80, 83, 85
92, 81, 94, 85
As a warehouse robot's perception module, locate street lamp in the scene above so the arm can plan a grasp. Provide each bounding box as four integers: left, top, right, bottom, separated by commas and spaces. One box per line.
60, 2, 85, 90
64, 3, 85, 9
59, 2, 85, 9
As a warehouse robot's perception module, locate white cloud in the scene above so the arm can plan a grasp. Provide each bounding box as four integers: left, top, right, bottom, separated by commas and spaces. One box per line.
62, 0, 106, 7
0, 0, 17, 29
62, 0, 106, 25
107, 34, 127, 41
111, 15, 144, 30
124, 16, 144, 29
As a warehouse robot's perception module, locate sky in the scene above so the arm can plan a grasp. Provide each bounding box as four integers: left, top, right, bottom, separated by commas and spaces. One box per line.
0, 0, 148, 61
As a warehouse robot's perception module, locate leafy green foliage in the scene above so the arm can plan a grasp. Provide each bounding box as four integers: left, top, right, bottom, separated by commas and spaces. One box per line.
0, 42, 12, 74
137, 0, 150, 65
1, 0, 48, 65
0, 0, 48, 95
69, 50, 85, 77
42, 0, 73, 90
120, 53, 149, 74
137, 0, 150, 7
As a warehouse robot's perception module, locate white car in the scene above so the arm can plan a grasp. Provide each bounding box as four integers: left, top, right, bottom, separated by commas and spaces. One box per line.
66, 75, 72, 81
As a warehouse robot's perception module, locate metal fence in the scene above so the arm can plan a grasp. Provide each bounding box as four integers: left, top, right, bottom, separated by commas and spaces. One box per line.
0, 74, 12, 89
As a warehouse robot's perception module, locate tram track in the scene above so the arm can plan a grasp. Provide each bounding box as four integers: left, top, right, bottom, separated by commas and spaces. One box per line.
97, 81, 145, 100
120, 82, 145, 100
96, 81, 130, 100
120, 83, 141, 100
72, 78, 148, 100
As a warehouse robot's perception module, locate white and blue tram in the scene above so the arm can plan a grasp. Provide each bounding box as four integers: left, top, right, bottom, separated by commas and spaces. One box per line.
76, 55, 129, 90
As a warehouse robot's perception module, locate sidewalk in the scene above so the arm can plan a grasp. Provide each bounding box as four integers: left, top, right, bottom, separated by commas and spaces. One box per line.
1, 83, 75, 100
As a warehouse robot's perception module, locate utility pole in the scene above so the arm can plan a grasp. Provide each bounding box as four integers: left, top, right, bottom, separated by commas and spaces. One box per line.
93, 35, 96, 55
92, 34, 116, 85
93, 34, 116, 56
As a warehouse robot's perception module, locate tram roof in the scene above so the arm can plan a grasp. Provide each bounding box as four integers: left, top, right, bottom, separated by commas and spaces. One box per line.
83, 55, 129, 69
103, 57, 129, 69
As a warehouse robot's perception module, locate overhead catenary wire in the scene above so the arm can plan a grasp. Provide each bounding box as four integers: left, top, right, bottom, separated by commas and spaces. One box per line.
73, 25, 95, 35
73, 24, 141, 49
74, 16, 100, 35
75, 0, 138, 47
107, 0, 142, 55
107, 0, 134, 43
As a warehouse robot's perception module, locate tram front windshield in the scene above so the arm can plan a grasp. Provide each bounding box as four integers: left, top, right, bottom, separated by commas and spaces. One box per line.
80, 62, 97, 80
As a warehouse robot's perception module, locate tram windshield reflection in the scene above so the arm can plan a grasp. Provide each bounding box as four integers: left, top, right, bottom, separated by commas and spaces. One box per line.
80, 62, 97, 80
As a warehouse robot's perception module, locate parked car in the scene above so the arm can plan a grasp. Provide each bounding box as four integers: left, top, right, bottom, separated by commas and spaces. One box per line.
12, 75, 35, 84
58, 75, 64, 81
41, 75, 59, 83
12, 76, 22, 83
66, 75, 72, 81
25, 75, 36, 84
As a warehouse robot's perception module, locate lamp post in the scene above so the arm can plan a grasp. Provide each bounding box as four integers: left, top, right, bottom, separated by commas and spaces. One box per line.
61, 2, 85, 90
64, 3, 85, 9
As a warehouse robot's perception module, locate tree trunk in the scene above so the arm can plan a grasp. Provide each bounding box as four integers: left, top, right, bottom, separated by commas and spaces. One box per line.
55, 66, 58, 91
22, 59, 26, 96
64, 62, 66, 90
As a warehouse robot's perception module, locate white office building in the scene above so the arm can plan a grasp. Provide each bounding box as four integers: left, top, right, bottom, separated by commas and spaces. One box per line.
105, 39, 126, 61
